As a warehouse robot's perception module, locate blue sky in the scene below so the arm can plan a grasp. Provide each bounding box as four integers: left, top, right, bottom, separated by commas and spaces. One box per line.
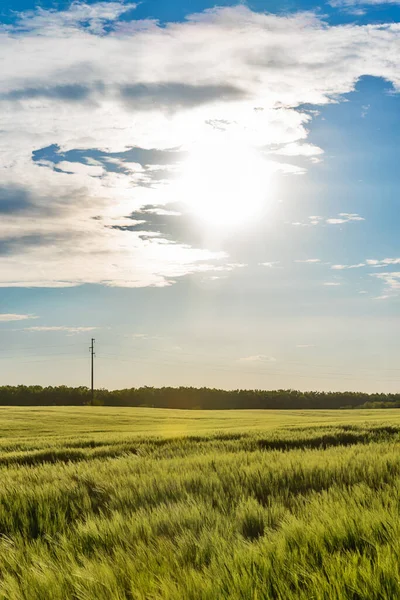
0, 0, 399, 392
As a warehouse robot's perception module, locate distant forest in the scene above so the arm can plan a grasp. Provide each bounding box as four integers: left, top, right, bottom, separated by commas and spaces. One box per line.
0, 386, 399, 409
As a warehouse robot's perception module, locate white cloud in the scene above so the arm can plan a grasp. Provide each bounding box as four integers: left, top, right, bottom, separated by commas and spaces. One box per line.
0, 282, 80, 288
324, 282, 342, 286
239, 355, 277, 363
324, 260, 400, 300
371, 272, 400, 291
347, 8, 367, 15
361, 104, 370, 118
0, 4, 398, 287
295, 259, 321, 263
331, 263, 365, 269
367, 258, 400, 267
130, 332, 164, 340
293, 213, 364, 227
271, 142, 324, 159
0, 313, 37, 322
10, 2, 137, 35
326, 213, 365, 225
208, 275, 227, 281
259, 261, 280, 268
331, 0, 400, 7
23, 326, 98, 333
55, 161, 104, 177
292, 217, 323, 226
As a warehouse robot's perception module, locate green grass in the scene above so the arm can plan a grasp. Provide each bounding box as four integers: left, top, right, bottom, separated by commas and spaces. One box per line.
1, 408, 400, 598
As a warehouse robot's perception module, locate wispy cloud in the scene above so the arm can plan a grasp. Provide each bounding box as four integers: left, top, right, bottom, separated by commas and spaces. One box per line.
271, 142, 324, 160
295, 259, 321, 263
10, 2, 138, 35
23, 326, 98, 333
292, 216, 323, 227
367, 258, 400, 268
370, 272, 400, 291
326, 214, 365, 225
296, 344, 316, 348
131, 333, 163, 340
259, 261, 281, 268
361, 104, 370, 118
239, 355, 277, 364
330, 0, 400, 7
293, 214, 364, 227
0, 313, 37, 322
331, 263, 365, 270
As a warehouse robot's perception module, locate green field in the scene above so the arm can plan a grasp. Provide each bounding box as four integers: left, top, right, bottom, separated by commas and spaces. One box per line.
1, 407, 400, 599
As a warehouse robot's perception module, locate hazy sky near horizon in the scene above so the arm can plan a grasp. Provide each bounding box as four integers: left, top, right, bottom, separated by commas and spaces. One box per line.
0, 0, 399, 392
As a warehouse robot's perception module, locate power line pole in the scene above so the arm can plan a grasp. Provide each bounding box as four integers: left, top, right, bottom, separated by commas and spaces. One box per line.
89, 338, 95, 405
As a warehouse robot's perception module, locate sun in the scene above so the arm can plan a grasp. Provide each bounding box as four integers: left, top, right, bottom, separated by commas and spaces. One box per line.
175, 137, 275, 228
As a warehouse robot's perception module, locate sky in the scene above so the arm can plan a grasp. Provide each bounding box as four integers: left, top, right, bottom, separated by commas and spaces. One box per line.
0, 0, 399, 393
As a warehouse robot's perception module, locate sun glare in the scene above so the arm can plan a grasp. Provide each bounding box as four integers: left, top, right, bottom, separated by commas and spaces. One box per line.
176, 139, 275, 228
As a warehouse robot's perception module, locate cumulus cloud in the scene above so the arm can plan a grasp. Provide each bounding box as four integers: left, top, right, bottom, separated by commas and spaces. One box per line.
0, 3, 398, 286
0, 313, 37, 322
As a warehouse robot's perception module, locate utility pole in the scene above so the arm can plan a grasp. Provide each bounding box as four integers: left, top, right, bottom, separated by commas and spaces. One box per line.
89, 338, 95, 405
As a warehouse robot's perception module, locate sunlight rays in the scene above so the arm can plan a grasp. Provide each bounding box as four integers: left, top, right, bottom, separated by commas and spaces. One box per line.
176, 137, 276, 228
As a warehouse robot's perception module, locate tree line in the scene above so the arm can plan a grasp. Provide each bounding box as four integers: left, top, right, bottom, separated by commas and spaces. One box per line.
0, 386, 399, 409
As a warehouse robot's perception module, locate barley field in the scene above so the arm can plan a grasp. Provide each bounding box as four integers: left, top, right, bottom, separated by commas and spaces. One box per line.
1, 407, 400, 599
